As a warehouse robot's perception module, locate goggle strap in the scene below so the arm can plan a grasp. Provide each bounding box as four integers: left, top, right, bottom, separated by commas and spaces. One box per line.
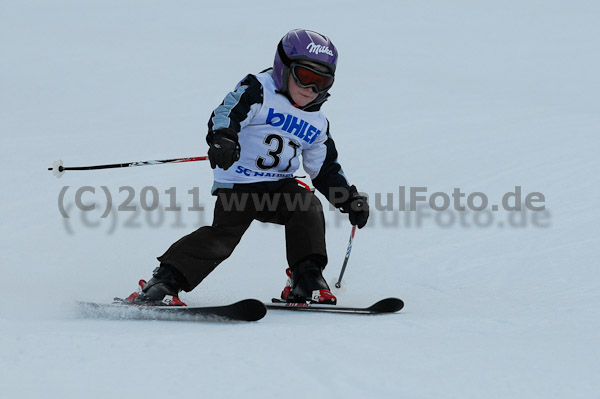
277, 40, 293, 66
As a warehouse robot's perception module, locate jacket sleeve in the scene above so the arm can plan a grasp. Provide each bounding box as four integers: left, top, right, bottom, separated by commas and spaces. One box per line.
208, 74, 263, 133
302, 121, 352, 207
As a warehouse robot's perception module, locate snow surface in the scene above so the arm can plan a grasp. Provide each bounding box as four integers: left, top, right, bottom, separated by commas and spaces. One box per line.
1, 0, 599, 398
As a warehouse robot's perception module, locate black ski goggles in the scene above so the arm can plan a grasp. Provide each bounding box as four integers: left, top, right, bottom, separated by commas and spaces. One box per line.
290, 63, 335, 93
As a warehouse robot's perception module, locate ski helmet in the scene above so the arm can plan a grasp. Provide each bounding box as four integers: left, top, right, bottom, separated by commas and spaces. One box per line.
273, 29, 338, 100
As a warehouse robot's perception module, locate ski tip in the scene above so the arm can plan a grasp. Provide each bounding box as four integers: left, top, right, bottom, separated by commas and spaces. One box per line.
267, 297, 404, 315
232, 299, 267, 321
367, 297, 404, 313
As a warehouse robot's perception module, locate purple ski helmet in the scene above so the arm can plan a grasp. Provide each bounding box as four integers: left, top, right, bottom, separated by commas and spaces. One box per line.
273, 29, 338, 99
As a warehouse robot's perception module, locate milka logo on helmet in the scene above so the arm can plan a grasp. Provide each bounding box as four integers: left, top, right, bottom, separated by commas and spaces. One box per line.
306, 43, 334, 56
266, 108, 322, 144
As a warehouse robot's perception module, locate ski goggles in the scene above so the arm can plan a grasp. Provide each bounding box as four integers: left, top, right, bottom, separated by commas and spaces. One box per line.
290, 63, 335, 93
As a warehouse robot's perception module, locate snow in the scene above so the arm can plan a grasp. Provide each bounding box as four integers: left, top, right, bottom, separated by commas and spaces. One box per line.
1, 0, 599, 397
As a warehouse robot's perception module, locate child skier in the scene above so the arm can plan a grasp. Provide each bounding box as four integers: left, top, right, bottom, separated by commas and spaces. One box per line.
129, 29, 369, 306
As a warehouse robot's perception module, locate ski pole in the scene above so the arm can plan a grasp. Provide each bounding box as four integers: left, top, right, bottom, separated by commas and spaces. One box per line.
48, 156, 208, 178
335, 224, 357, 289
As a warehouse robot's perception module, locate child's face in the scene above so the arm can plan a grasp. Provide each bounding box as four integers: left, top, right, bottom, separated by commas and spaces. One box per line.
288, 74, 319, 107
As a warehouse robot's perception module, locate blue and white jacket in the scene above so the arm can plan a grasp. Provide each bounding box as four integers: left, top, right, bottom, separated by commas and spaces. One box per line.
208, 70, 350, 207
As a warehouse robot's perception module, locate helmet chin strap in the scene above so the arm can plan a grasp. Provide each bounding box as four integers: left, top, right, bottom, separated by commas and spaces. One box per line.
276, 87, 328, 111
275, 65, 302, 107
275, 87, 305, 109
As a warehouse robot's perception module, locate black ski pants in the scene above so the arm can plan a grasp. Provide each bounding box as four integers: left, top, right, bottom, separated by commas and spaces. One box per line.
157, 181, 327, 291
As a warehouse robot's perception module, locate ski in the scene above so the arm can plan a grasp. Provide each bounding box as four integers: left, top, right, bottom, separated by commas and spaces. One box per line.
78, 298, 267, 322
266, 297, 404, 314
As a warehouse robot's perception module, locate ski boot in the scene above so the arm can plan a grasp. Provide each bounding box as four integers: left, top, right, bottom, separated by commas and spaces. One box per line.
126, 265, 187, 306
281, 260, 337, 305
280, 268, 293, 301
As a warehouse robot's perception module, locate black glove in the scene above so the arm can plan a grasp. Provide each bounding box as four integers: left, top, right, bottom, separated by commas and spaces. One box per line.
207, 128, 241, 170
340, 185, 369, 229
